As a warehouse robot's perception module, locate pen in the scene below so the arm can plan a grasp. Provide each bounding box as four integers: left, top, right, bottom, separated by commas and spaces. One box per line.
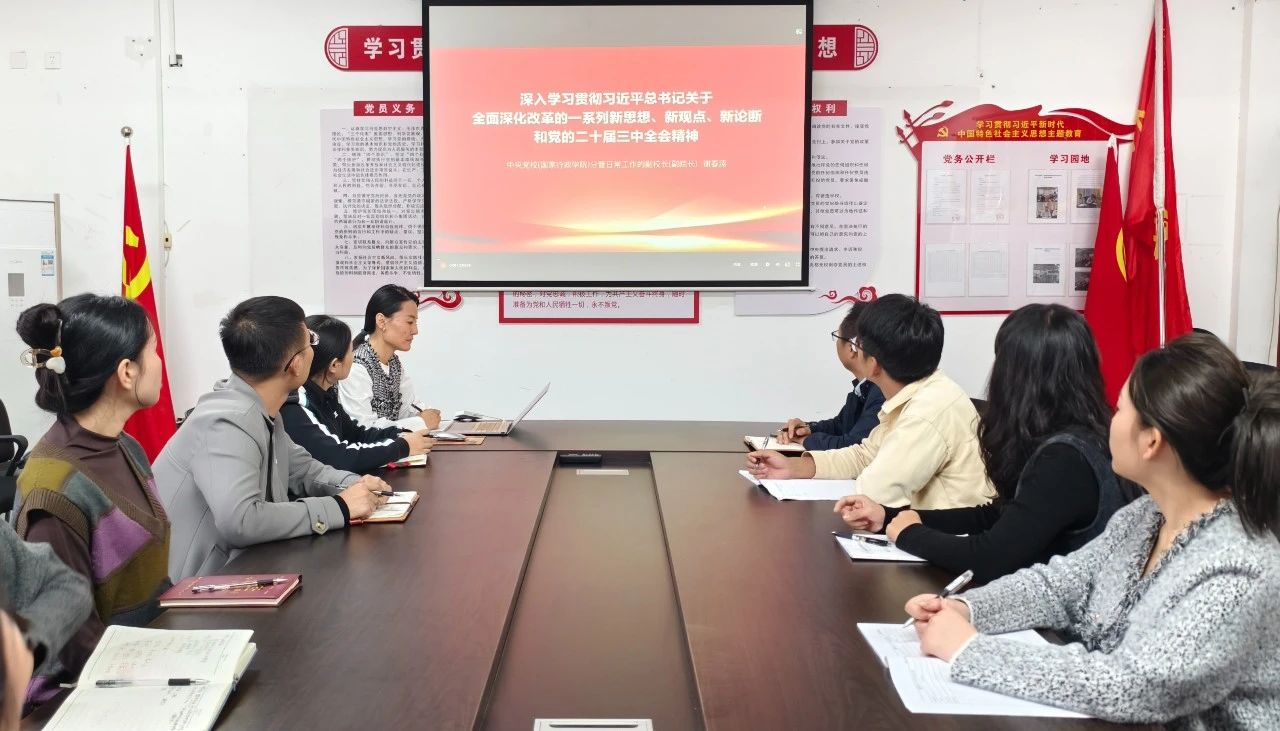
191, 578, 286, 593
95, 678, 210, 688
831, 531, 891, 547
349, 518, 366, 526
902, 569, 974, 628
371, 490, 399, 497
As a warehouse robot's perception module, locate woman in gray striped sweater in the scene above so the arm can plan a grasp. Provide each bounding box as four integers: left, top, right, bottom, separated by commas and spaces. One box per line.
904, 332, 1280, 729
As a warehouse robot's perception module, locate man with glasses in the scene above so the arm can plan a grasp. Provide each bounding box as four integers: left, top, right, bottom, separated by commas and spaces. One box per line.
154, 296, 391, 580
776, 301, 885, 450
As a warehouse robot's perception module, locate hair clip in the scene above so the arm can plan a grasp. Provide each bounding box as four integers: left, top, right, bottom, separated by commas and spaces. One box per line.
20, 348, 66, 374
19, 319, 66, 374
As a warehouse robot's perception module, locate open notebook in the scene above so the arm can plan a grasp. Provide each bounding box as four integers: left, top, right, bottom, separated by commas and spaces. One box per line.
363, 490, 420, 523
43, 626, 256, 731
857, 623, 1090, 718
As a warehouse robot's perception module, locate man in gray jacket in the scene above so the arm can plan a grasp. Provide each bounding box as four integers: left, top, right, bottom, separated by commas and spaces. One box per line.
155, 296, 388, 580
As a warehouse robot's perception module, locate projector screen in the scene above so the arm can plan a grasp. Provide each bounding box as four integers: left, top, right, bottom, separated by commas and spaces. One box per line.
425, 0, 813, 289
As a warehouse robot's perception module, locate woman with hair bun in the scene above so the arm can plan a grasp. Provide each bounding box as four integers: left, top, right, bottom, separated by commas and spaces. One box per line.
12, 294, 171, 707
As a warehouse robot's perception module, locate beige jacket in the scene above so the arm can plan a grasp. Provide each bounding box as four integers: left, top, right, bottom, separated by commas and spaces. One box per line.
809, 370, 995, 509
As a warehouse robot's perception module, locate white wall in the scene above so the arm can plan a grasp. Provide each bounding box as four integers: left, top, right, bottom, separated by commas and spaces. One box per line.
1, 0, 1274, 433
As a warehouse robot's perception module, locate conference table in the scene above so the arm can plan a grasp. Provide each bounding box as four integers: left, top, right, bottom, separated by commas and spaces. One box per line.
25, 422, 1156, 730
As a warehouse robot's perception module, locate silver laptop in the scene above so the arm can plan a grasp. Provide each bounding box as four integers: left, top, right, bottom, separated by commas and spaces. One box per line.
448, 383, 549, 436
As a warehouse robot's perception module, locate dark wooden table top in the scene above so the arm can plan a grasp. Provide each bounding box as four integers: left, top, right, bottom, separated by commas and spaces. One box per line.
479, 461, 702, 730
434, 420, 778, 454
651, 452, 1156, 731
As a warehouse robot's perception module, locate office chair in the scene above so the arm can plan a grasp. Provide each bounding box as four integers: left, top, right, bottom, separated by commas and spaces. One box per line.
0, 398, 30, 516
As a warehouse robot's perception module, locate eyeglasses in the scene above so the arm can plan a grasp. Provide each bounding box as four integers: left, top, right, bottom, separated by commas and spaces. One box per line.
286, 329, 319, 372
831, 331, 860, 352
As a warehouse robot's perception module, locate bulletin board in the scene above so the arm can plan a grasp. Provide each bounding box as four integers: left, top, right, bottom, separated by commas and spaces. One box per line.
898, 103, 1134, 314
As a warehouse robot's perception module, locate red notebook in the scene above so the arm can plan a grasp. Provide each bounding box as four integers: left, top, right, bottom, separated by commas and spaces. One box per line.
159, 573, 302, 608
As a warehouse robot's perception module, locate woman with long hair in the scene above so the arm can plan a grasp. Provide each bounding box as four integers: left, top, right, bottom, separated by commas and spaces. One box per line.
837, 304, 1134, 582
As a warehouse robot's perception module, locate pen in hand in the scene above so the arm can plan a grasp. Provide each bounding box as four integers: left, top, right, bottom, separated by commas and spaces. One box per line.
902, 569, 974, 628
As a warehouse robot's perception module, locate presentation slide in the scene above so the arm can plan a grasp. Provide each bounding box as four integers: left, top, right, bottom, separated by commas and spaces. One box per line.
426, 2, 810, 286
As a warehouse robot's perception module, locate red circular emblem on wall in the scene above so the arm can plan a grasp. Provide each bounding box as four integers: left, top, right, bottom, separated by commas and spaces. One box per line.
852, 25, 878, 70
325, 27, 349, 70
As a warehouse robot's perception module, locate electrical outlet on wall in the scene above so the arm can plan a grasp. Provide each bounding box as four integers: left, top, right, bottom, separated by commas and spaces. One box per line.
9, 51, 27, 69
44, 52, 61, 69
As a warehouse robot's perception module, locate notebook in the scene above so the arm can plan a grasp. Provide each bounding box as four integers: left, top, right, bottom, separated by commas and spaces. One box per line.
386, 453, 429, 469
885, 657, 1089, 718
363, 490, 420, 523
857, 622, 1046, 665
743, 435, 806, 453
856, 622, 1088, 718
832, 532, 927, 562
159, 574, 302, 608
42, 626, 257, 731
738, 470, 856, 501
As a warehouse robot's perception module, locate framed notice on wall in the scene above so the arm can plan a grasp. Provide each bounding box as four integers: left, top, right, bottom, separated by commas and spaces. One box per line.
898, 103, 1133, 314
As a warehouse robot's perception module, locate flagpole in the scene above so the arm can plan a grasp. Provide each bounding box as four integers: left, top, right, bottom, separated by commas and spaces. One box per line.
1153, 0, 1167, 345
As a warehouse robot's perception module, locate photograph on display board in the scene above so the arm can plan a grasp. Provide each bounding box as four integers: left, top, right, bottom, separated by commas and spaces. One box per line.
1026, 243, 1066, 296
1073, 245, 1095, 269
1070, 170, 1104, 224
1073, 269, 1092, 293
1027, 171, 1068, 224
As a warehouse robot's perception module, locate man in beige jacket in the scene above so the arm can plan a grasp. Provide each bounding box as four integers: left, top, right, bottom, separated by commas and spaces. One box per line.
747, 294, 994, 510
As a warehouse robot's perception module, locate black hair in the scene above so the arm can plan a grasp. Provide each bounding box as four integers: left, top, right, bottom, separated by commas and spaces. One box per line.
354, 284, 419, 347
305, 315, 352, 381
219, 296, 307, 380
979, 304, 1111, 499
854, 294, 944, 384
1128, 332, 1280, 538
16, 294, 152, 415
837, 300, 870, 340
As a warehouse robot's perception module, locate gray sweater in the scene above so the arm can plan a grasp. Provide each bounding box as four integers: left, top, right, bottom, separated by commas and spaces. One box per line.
0, 521, 92, 674
952, 496, 1280, 729
154, 375, 360, 580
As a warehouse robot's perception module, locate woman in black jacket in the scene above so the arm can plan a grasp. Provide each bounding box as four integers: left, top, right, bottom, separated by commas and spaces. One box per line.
836, 304, 1139, 583
282, 315, 433, 473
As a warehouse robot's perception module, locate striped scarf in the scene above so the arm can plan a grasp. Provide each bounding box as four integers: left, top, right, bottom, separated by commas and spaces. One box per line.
353, 342, 403, 420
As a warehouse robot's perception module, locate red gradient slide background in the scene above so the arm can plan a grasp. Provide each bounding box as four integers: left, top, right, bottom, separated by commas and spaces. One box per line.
429, 45, 806, 255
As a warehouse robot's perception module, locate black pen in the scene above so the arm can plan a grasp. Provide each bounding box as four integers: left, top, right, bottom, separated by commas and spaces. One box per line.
372, 490, 399, 497
96, 678, 210, 688
831, 531, 891, 547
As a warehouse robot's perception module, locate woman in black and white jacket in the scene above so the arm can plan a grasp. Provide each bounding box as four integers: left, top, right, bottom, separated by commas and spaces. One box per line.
283, 315, 433, 473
